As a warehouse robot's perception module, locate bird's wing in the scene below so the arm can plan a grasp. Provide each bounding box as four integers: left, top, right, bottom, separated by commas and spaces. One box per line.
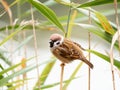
73, 41, 86, 51
58, 40, 81, 60
57, 46, 71, 59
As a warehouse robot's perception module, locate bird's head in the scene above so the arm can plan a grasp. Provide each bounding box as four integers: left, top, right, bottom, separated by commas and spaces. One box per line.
49, 33, 63, 48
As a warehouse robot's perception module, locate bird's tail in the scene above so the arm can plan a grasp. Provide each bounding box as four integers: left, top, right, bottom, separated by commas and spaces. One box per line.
80, 57, 94, 69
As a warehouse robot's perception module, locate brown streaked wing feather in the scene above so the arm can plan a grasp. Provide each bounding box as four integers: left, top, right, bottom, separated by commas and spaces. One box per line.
73, 41, 86, 51
59, 39, 81, 60
57, 46, 69, 58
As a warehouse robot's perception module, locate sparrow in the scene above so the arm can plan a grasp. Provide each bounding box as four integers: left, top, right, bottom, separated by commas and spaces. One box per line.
49, 33, 93, 69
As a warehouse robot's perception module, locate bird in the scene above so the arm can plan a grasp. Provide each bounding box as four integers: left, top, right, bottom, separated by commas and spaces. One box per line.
49, 33, 93, 69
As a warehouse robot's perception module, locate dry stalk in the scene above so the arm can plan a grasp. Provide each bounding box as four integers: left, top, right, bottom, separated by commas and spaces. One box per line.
88, 7, 92, 90
60, 63, 65, 90
30, 5, 40, 88
110, 0, 120, 90
114, 0, 120, 51
22, 31, 28, 90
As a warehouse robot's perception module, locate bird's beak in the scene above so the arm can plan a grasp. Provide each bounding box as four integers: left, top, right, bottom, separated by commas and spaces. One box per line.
49, 40, 54, 48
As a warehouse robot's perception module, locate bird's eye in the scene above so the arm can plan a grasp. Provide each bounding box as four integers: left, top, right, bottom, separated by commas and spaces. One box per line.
56, 42, 60, 45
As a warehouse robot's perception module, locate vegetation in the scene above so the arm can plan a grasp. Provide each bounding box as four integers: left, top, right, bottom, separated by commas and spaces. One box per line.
0, 0, 120, 90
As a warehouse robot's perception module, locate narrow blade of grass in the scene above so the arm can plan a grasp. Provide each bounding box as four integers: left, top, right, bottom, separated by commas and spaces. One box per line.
63, 62, 83, 90
6, 78, 32, 86
34, 57, 56, 88
38, 76, 80, 89
87, 50, 120, 69
0, 59, 54, 87
78, 0, 120, 7
0, 62, 21, 75
28, 0, 65, 32
74, 23, 119, 49
8, 84, 23, 90
67, 10, 78, 38
0, 52, 12, 66
1, 0, 12, 24
0, 25, 26, 46
95, 11, 115, 35
12, 35, 33, 53
76, 8, 119, 31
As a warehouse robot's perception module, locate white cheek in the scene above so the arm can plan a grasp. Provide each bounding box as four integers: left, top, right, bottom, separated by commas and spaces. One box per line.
54, 44, 59, 47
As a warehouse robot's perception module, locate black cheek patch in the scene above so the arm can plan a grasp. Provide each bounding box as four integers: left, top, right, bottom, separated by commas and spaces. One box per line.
49, 41, 54, 48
